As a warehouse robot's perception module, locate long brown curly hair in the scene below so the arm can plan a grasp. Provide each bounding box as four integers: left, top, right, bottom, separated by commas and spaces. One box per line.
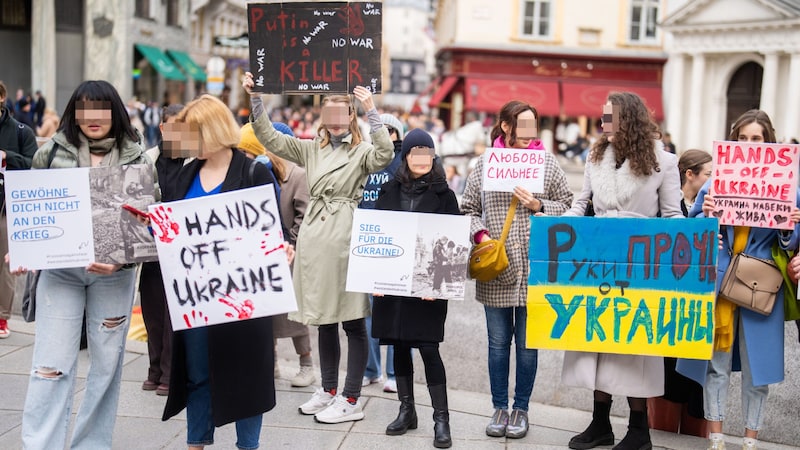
588, 91, 661, 177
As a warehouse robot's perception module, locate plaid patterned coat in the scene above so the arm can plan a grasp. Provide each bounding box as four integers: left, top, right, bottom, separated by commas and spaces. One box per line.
461, 151, 573, 307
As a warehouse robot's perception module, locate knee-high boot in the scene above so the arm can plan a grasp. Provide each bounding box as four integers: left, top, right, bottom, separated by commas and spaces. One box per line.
569, 400, 614, 449
613, 410, 652, 450
428, 384, 451, 449
386, 376, 417, 435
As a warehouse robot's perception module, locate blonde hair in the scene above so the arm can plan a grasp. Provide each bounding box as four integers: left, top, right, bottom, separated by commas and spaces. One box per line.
176, 94, 240, 152
317, 94, 362, 148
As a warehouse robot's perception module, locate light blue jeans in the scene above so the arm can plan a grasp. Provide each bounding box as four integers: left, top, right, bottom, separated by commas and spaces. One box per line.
704, 311, 769, 431
484, 305, 538, 412
21, 266, 137, 449
183, 326, 262, 449
365, 295, 394, 380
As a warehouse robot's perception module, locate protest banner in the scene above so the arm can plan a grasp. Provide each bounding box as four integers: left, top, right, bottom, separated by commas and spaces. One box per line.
5, 165, 156, 269
149, 185, 297, 331
711, 140, 799, 230
247, 1, 382, 94
347, 209, 470, 300
526, 216, 718, 359
481, 147, 546, 193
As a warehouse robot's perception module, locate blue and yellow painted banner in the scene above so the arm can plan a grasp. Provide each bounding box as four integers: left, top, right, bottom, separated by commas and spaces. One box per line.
527, 217, 719, 359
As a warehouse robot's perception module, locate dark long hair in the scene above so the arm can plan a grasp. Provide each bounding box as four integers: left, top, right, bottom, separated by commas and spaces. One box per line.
588, 91, 661, 177
728, 109, 776, 143
58, 80, 138, 149
490, 100, 538, 147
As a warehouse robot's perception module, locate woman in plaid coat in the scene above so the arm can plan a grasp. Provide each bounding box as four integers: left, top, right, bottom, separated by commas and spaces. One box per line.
461, 100, 573, 439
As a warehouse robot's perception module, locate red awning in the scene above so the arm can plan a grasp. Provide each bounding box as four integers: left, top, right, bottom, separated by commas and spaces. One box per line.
427, 76, 460, 107
561, 81, 663, 120
463, 77, 560, 116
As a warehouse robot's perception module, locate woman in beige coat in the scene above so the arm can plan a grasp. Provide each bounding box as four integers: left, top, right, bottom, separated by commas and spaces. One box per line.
243, 72, 394, 424
562, 92, 682, 450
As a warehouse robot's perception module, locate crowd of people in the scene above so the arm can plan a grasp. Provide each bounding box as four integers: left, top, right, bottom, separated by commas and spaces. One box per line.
3, 73, 800, 450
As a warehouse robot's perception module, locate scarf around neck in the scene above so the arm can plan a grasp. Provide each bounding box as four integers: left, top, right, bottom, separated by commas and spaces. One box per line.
78, 135, 120, 167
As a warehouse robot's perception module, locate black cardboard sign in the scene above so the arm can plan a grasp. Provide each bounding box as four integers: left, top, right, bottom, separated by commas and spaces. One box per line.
248, 2, 382, 94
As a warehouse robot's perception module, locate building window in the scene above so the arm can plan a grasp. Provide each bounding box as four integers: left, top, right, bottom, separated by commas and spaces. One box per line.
520, 0, 551, 38
629, 0, 658, 43
166, 0, 180, 27
0, 0, 30, 30
135, 0, 150, 19
55, 0, 83, 33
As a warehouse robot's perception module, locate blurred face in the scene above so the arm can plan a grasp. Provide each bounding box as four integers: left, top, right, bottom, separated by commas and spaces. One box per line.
76, 100, 112, 140
685, 161, 712, 194
602, 102, 620, 138
737, 121, 765, 143
162, 122, 203, 158
321, 103, 351, 136
502, 109, 537, 148
406, 146, 435, 179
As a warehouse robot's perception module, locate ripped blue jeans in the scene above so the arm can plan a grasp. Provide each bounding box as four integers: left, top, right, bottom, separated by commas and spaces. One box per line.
22, 266, 137, 450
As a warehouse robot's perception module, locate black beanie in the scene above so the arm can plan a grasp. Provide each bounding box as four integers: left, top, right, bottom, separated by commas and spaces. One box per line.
400, 128, 435, 159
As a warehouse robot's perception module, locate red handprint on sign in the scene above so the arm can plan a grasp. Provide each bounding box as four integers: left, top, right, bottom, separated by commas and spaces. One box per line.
151, 205, 180, 243
337, 4, 365, 36
183, 310, 209, 328
219, 294, 255, 320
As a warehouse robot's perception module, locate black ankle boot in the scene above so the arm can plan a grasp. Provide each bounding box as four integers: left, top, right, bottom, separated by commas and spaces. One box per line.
386, 376, 417, 435
569, 401, 615, 449
428, 384, 451, 448
613, 410, 652, 450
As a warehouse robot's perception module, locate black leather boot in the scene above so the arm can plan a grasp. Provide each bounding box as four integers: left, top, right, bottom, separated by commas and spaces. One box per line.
613, 410, 652, 450
428, 384, 452, 448
569, 400, 615, 449
386, 376, 417, 435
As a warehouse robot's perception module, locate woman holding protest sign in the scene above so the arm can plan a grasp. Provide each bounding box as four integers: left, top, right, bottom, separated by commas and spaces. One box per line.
371, 128, 460, 448
461, 100, 573, 440
158, 94, 283, 450
677, 110, 800, 450
243, 71, 394, 424
561, 91, 683, 450
14, 80, 152, 449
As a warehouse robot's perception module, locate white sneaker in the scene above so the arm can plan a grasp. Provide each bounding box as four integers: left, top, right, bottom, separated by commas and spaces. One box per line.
742, 440, 757, 450
361, 375, 383, 387
298, 388, 335, 415
383, 378, 397, 393
708, 437, 726, 450
314, 395, 364, 423
291, 365, 316, 387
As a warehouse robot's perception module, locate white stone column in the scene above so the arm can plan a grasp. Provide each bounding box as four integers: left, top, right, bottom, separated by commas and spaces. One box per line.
760, 51, 779, 119
666, 53, 685, 150
31, 0, 56, 110
687, 53, 705, 149
782, 52, 800, 141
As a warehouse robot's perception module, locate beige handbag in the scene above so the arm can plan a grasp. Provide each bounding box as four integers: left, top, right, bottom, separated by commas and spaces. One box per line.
719, 253, 783, 315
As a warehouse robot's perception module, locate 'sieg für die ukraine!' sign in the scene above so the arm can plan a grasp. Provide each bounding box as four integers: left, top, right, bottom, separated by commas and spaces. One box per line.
247, 2, 382, 94
526, 217, 718, 360
711, 140, 799, 230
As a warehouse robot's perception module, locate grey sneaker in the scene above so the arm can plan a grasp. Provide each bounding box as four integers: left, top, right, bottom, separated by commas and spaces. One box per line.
506, 409, 529, 439
290, 365, 316, 387
485, 408, 509, 437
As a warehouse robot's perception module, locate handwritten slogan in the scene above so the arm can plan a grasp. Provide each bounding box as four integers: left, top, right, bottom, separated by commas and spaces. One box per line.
347, 209, 471, 300
5, 165, 157, 269
711, 140, 799, 230
248, 1, 382, 93
482, 147, 546, 193
526, 217, 719, 359
150, 186, 297, 331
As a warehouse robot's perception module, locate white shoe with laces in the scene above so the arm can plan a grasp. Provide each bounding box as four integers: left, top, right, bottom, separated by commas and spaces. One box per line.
708, 436, 726, 450
291, 365, 316, 387
314, 395, 365, 424
298, 388, 334, 415
361, 375, 383, 387
383, 378, 397, 393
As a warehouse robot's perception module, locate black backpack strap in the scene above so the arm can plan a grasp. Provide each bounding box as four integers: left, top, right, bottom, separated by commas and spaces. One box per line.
247, 158, 257, 187
47, 142, 60, 168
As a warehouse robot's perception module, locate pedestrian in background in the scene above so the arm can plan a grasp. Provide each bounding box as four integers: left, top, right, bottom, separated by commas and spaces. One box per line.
372, 128, 460, 448
562, 91, 682, 450
243, 71, 394, 424
677, 110, 800, 450
239, 121, 317, 388
361, 113, 407, 394
17, 79, 151, 449
461, 100, 573, 440
159, 94, 281, 449
0, 80, 38, 338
